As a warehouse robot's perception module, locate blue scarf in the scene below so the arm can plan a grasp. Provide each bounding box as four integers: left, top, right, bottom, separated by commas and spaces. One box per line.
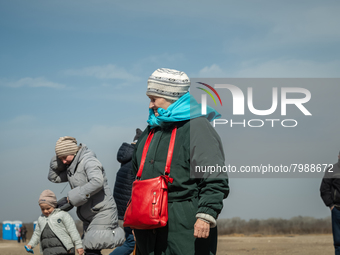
147, 92, 221, 128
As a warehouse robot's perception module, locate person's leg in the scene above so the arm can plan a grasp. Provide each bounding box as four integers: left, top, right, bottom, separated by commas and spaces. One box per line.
85, 249, 102, 255
209, 227, 218, 255
134, 228, 158, 255
332, 207, 340, 255
110, 227, 135, 255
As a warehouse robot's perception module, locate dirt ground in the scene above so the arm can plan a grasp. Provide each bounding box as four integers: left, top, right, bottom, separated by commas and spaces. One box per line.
216, 234, 333, 255
0, 234, 334, 255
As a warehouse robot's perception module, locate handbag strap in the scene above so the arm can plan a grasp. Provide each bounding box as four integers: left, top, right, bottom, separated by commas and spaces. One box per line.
136, 126, 177, 179
164, 127, 177, 175
136, 128, 155, 178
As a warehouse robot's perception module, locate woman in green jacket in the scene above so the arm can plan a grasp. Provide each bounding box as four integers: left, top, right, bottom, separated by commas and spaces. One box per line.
132, 68, 229, 255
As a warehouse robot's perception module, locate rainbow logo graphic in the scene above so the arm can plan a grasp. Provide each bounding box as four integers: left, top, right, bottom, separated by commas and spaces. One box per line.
196, 82, 223, 106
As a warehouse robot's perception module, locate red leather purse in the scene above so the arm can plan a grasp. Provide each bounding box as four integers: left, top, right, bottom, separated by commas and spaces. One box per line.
124, 127, 177, 229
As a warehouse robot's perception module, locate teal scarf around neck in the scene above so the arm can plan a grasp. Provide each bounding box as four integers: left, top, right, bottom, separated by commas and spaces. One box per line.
147, 92, 221, 128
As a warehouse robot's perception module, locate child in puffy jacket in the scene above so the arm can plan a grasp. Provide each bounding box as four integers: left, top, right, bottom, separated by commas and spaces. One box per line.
26, 190, 84, 255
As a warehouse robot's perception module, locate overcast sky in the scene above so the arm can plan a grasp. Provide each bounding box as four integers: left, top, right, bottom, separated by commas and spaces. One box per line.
1, 0, 340, 223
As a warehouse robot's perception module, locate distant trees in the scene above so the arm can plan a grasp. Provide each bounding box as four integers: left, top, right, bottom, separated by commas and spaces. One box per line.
0, 217, 332, 240
217, 216, 332, 235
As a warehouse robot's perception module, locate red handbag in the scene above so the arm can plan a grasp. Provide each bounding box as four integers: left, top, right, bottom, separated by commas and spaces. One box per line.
124, 127, 177, 229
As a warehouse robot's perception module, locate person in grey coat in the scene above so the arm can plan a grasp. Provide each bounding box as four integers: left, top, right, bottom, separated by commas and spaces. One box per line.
27, 189, 84, 255
48, 136, 124, 255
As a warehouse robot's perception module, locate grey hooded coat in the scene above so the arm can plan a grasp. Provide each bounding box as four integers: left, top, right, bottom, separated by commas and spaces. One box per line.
48, 144, 124, 250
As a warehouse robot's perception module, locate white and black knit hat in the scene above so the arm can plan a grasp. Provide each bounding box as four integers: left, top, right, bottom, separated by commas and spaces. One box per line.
55, 136, 80, 157
146, 68, 190, 101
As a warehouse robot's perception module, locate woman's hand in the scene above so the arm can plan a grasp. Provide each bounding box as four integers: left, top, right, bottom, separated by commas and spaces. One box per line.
194, 219, 210, 238
77, 248, 84, 255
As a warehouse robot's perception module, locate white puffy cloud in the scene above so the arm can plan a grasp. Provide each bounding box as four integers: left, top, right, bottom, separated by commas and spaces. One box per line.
198, 59, 340, 78
3, 77, 66, 89
141, 53, 185, 65
65, 64, 141, 82
198, 64, 227, 77
235, 59, 340, 78
225, 5, 340, 54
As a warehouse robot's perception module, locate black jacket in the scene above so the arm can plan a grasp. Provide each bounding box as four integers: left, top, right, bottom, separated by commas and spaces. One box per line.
320, 159, 340, 208
113, 143, 135, 220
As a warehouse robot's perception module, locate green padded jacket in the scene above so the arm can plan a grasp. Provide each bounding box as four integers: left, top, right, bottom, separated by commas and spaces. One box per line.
132, 117, 229, 222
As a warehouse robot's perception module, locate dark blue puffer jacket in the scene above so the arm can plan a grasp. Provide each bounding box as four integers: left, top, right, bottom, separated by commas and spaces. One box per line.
113, 142, 135, 220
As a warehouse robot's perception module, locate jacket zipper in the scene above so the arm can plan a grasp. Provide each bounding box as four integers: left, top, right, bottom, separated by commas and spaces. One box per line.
152, 192, 156, 216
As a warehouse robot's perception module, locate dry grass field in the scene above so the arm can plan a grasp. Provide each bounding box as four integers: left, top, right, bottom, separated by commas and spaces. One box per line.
0, 234, 334, 255
216, 234, 333, 255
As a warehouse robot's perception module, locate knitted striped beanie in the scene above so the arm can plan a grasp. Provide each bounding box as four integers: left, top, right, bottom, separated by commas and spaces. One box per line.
146, 68, 190, 101
55, 136, 79, 157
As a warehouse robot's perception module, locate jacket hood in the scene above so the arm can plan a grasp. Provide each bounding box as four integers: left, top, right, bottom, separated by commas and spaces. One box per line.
117, 143, 134, 164
78, 144, 96, 161
67, 144, 95, 171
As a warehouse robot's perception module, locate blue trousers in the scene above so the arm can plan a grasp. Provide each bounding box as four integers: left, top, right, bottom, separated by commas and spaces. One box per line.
110, 227, 135, 255
332, 207, 340, 255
